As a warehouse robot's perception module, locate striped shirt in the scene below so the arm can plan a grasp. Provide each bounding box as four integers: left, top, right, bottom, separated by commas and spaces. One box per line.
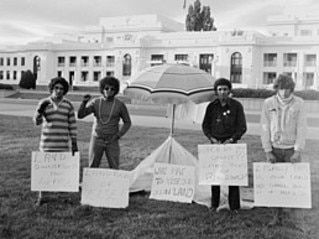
33, 97, 77, 152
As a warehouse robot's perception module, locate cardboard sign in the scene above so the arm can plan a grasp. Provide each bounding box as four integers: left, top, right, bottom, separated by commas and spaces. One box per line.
31, 152, 80, 192
198, 144, 248, 186
253, 162, 312, 208
150, 163, 195, 203
81, 168, 130, 208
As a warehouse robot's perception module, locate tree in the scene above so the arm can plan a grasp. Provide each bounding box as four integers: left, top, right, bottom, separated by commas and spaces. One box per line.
19, 70, 36, 89
185, 0, 217, 31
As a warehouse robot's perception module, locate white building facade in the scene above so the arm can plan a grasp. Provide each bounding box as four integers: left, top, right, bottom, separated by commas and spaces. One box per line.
1, 14, 319, 91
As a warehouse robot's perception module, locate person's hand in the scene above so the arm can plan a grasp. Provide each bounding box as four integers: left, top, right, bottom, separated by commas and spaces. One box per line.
290, 151, 301, 163
38, 100, 51, 114
71, 142, 78, 156
110, 134, 120, 143
209, 137, 220, 144
266, 152, 276, 163
82, 94, 91, 104
223, 138, 235, 144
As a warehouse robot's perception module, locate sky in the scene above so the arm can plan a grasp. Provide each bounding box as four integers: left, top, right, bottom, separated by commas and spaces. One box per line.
1, 0, 319, 46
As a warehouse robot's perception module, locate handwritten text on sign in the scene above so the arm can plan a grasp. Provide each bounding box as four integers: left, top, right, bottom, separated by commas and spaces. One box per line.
31, 152, 80, 192
81, 168, 130, 208
150, 163, 195, 203
198, 144, 248, 186
253, 162, 312, 208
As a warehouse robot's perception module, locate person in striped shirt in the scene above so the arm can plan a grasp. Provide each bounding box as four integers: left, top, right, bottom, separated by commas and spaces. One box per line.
33, 77, 78, 206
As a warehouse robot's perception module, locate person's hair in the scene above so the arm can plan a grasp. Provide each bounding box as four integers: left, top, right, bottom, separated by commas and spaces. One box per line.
214, 78, 232, 91
273, 74, 295, 92
48, 77, 69, 95
99, 76, 120, 95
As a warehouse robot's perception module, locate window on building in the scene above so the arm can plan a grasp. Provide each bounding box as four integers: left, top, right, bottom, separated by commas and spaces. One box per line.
0, 71, 3, 80
93, 56, 102, 67
304, 54, 316, 67
283, 53, 297, 67
175, 54, 189, 63
69, 56, 77, 67
81, 56, 89, 67
263, 53, 277, 67
57, 71, 63, 77
303, 72, 314, 89
13, 57, 17, 66
13, 71, 17, 80
69, 71, 75, 86
263, 72, 277, 84
21, 57, 25, 66
93, 71, 101, 81
150, 54, 164, 66
106, 56, 115, 67
6, 71, 10, 80
106, 71, 114, 77
81, 71, 88, 82
230, 52, 242, 83
199, 54, 214, 73
58, 57, 65, 67
7, 58, 10, 66
0, 58, 3, 66
106, 37, 114, 43
300, 29, 312, 36
21, 71, 25, 79
122, 54, 131, 77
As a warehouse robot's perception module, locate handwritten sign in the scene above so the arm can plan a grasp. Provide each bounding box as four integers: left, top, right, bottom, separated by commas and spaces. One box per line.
253, 162, 312, 208
81, 168, 130, 208
31, 152, 80, 192
198, 144, 248, 186
150, 163, 195, 203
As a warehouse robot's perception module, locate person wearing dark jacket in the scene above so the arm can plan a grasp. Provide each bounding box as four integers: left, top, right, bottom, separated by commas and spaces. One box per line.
202, 78, 247, 212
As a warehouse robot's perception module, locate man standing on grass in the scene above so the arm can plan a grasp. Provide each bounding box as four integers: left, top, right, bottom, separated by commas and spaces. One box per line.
202, 78, 247, 213
33, 77, 78, 206
77, 76, 131, 169
261, 74, 307, 230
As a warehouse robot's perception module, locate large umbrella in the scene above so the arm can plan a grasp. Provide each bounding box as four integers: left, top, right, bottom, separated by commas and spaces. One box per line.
125, 63, 215, 163
125, 63, 216, 133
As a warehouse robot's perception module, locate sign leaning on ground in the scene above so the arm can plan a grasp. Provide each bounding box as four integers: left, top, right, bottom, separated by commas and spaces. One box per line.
150, 163, 196, 203
253, 162, 312, 208
31, 152, 80, 192
198, 144, 248, 186
81, 168, 130, 208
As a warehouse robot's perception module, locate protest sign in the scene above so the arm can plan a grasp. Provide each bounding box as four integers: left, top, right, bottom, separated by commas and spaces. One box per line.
81, 168, 130, 208
198, 144, 248, 186
150, 163, 195, 203
31, 151, 80, 192
253, 162, 312, 208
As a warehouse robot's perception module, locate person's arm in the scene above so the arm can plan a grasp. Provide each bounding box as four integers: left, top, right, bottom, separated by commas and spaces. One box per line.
77, 94, 94, 119
291, 99, 307, 163
202, 104, 219, 144
117, 102, 132, 138
231, 103, 247, 142
33, 99, 51, 126
68, 103, 78, 155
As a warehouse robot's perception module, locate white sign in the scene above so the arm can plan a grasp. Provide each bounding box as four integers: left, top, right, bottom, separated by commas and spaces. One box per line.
150, 163, 195, 203
253, 162, 312, 208
81, 168, 130, 208
198, 144, 248, 186
31, 152, 80, 192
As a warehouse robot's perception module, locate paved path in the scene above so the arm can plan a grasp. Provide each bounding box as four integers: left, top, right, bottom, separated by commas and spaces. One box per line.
0, 98, 318, 139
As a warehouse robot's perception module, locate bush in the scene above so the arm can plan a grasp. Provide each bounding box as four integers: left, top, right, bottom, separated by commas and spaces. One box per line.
19, 70, 36, 89
0, 83, 14, 90
232, 88, 319, 100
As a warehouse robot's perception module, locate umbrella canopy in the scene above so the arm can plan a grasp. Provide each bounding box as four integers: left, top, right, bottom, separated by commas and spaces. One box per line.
124, 64, 216, 105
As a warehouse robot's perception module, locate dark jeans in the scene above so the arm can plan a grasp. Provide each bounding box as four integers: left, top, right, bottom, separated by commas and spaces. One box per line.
211, 185, 240, 210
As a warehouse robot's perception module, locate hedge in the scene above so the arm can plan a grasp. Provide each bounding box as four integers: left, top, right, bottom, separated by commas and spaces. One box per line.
232, 88, 319, 100
0, 83, 14, 90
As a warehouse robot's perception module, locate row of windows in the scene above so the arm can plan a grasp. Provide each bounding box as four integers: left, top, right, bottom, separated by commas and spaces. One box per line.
57, 55, 116, 67
0, 70, 25, 80
263, 53, 317, 67
0, 57, 25, 66
263, 72, 315, 89
57, 71, 115, 85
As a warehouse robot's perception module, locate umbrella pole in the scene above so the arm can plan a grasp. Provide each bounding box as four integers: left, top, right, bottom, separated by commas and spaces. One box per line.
168, 104, 176, 164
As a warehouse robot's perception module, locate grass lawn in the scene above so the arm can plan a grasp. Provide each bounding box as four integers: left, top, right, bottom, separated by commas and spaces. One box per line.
0, 114, 318, 239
